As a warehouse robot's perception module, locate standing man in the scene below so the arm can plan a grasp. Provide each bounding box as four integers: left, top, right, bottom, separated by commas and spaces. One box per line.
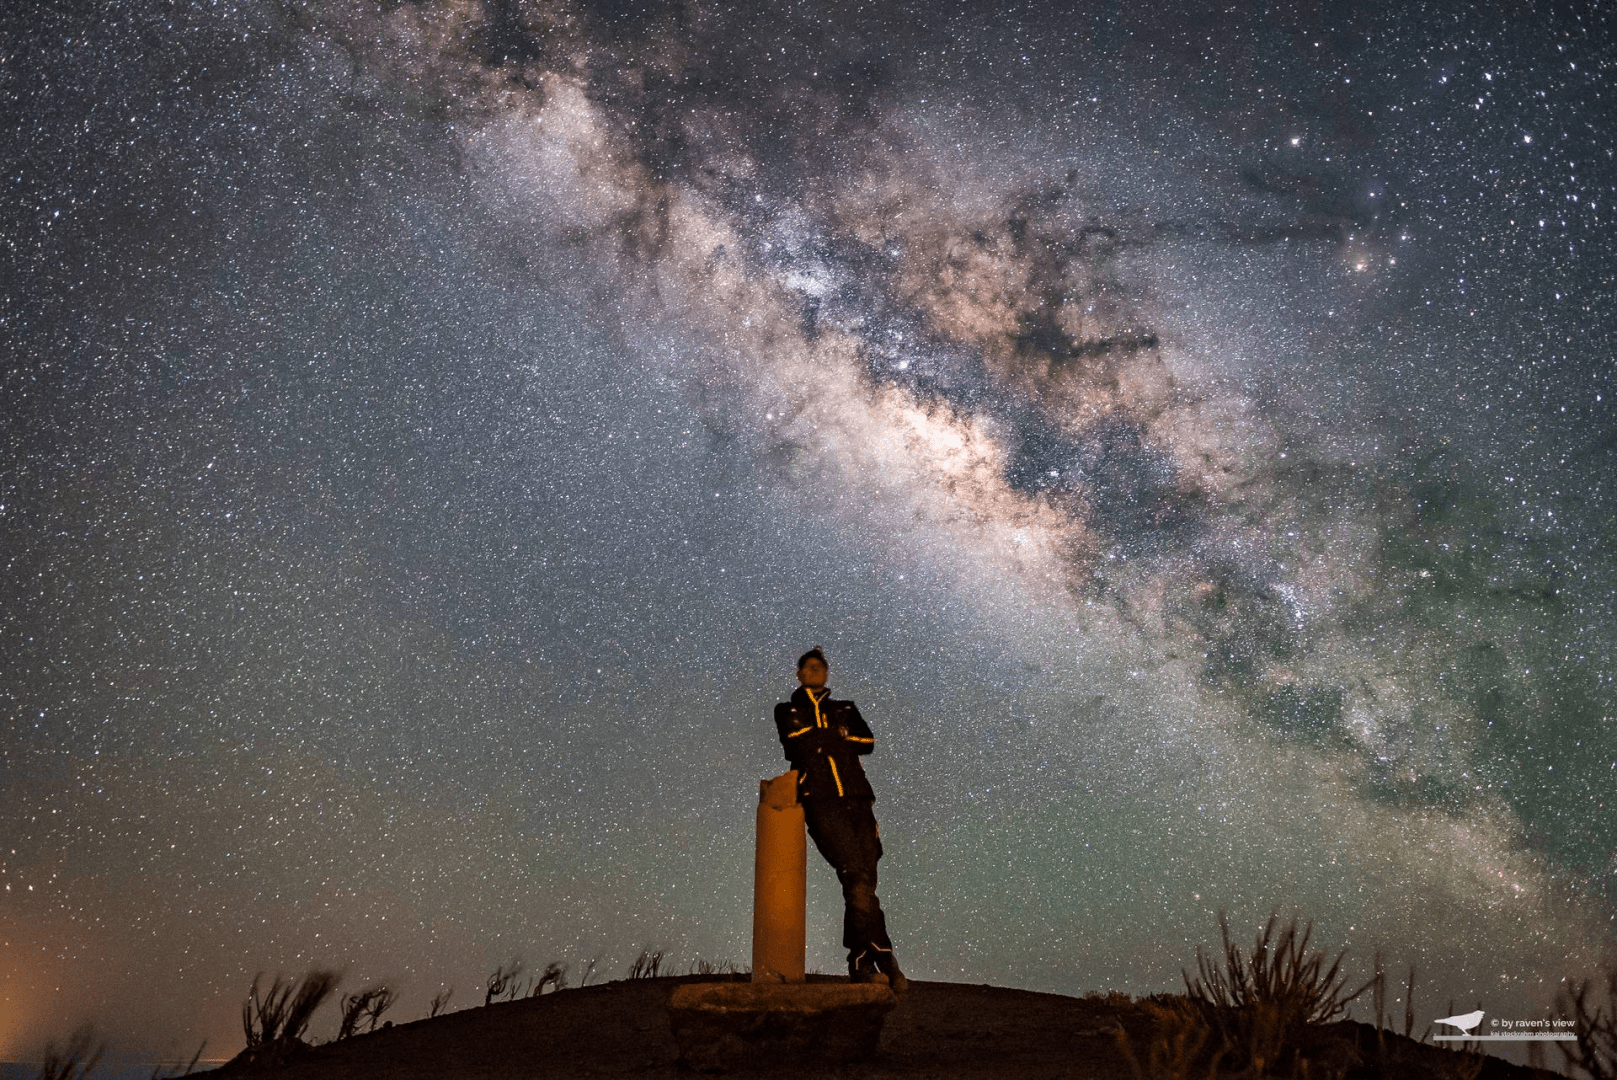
773, 647, 908, 994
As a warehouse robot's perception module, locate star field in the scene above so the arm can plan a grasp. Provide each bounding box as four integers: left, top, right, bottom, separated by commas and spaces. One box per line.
2, 0, 1615, 1064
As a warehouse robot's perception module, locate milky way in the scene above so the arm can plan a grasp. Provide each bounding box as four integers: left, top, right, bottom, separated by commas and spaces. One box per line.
3, 0, 1614, 1064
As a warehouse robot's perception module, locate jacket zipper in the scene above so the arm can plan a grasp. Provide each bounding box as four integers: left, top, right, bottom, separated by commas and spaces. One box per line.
807, 689, 845, 796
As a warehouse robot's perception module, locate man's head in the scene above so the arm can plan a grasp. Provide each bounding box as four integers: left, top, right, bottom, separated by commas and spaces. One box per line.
797, 647, 828, 689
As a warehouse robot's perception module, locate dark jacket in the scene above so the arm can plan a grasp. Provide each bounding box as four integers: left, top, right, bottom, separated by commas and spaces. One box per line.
773, 686, 876, 803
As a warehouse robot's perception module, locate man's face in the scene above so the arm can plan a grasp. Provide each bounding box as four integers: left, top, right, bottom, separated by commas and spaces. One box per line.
797, 657, 828, 689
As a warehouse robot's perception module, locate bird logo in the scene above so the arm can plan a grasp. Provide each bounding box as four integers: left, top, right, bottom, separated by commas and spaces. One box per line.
1435, 1009, 1485, 1035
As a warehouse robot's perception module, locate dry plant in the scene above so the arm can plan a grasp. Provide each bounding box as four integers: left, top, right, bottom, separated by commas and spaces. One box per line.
1367, 954, 1418, 1036
1181, 910, 1372, 1077
530, 961, 568, 996
337, 985, 396, 1039
429, 988, 454, 1017
627, 948, 665, 979
1115, 995, 1224, 1080
579, 958, 599, 987
1363, 963, 1484, 1080
1369, 952, 1387, 1059
1084, 990, 1137, 1008
1402, 964, 1417, 1039
687, 957, 743, 976
1560, 964, 1617, 1080
1365, 951, 1427, 1071
36, 1024, 105, 1080
485, 960, 523, 1005
1186, 911, 1369, 1025
241, 969, 341, 1060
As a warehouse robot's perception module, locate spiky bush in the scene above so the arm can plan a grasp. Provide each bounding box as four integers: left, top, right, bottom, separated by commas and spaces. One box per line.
1186, 911, 1367, 1024
36, 1024, 104, 1080
1115, 996, 1223, 1080
337, 985, 396, 1039
627, 948, 664, 979
1181, 910, 1372, 1075
1561, 964, 1617, 1080
485, 960, 523, 1005
530, 961, 568, 996
241, 969, 341, 1062
687, 957, 744, 976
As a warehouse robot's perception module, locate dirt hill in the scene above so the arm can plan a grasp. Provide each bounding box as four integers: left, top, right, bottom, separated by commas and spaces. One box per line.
208, 974, 1565, 1079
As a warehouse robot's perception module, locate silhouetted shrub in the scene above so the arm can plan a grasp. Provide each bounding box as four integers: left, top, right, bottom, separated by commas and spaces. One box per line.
1178, 910, 1371, 1076
1367, 953, 1421, 1039
1561, 964, 1617, 1080
530, 961, 568, 996
337, 985, 396, 1039
241, 969, 341, 1063
429, 988, 454, 1017
36, 1024, 104, 1080
1115, 996, 1220, 1080
486, 960, 523, 1005
1088, 990, 1135, 1010
687, 958, 742, 976
627, 948, 664, 979
1186, 910, 1367, 1024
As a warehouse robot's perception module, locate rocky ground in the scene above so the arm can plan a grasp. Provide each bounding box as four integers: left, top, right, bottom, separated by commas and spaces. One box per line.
208, 974, 1567, 1079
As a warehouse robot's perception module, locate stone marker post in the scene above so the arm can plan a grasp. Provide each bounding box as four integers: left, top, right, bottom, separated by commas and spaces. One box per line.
667, 770, 894, 1069
751, 771, 805, 983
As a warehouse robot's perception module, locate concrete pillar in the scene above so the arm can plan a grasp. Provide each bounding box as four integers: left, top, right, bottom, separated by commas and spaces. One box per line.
751, 771, 805, 983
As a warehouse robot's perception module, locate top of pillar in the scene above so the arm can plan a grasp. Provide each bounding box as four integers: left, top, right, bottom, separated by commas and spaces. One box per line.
758, 771, 799, 810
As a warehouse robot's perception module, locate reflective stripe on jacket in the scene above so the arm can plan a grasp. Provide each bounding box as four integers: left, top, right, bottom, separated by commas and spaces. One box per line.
773, 685, 876, 803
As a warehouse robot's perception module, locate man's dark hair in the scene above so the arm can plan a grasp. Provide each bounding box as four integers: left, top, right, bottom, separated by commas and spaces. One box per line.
797, 647, 828, 671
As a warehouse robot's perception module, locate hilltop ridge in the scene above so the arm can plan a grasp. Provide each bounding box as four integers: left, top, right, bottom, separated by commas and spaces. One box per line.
208, 973, 1563, 1079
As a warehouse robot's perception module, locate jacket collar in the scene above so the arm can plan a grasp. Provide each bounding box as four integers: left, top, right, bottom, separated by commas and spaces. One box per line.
791, 685, 831, 706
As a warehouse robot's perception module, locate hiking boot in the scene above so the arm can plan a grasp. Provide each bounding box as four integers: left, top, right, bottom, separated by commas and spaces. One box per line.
848, 955, 884, 985
876, 956, 910, 996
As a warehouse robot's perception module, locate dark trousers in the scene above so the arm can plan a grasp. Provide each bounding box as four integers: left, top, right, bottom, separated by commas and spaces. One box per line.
803, 796, 894, 972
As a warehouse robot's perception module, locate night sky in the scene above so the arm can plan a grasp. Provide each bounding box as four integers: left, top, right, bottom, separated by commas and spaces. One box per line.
3, 0, 1615, 1062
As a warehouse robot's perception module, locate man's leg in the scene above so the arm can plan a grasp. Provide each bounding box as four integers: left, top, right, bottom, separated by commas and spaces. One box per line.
805, 799, 903, 990
836, 865, 891, 974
